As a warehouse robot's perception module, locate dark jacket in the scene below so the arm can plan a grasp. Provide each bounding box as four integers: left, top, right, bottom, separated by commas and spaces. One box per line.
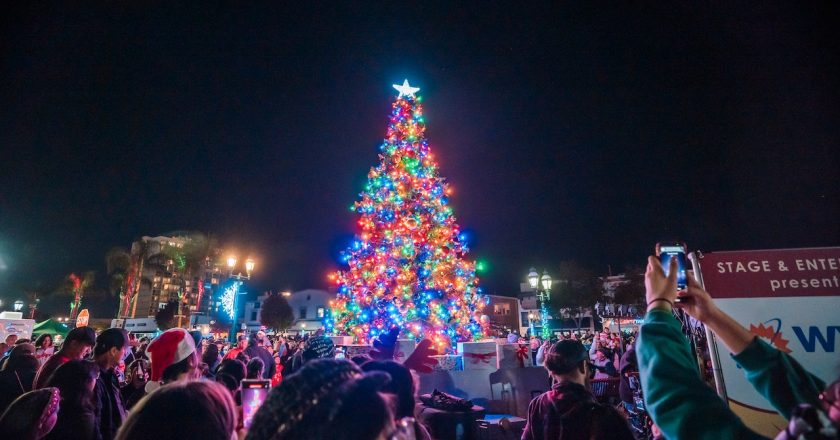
243, 345, 276, 379
618, 346, 637, 404
0, 368, 36, 413
46, 403, 97, 440
93, 367, 126, 440
522, 381, 634, 440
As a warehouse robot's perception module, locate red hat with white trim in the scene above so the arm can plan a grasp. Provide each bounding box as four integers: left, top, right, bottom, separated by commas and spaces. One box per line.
145, 328, 196, 393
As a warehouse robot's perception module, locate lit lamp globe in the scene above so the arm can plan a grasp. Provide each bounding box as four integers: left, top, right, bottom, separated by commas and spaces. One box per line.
14, 300, 24, 312
541, 271, 552, 290
227, 256, 237, 269
245, 258, 255, 274
527, 268, 539, 289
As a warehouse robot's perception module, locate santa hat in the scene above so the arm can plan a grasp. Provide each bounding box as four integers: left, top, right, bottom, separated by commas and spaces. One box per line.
145, 328, 196, 393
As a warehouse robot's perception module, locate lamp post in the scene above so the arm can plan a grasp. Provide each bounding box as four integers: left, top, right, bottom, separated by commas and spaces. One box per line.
527, 268, 552, 340
225, 256, 255, 343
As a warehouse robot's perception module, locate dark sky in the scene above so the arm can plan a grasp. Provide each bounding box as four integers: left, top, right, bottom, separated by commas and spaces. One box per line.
1, 2, 838, 315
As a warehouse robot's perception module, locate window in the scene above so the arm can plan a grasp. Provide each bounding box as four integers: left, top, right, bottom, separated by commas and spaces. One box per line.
307, 294, 311, 301
299, 307, 307, 319
254, 302, 260, 309
251, 312, 258, 321
317, 307, 325, 318
494, 304, 510, 315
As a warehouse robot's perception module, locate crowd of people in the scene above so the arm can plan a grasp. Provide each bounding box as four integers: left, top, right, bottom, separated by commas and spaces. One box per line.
0, 255, 837, 439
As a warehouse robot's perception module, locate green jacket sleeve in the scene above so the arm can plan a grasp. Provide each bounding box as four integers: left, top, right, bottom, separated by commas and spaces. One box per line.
731, 337, 826, 419
637, 309, 766, 440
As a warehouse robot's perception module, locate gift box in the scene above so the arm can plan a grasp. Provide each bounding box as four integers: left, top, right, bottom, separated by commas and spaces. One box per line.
343, 344, 373, 358
457, 341, 498, 371
393, 338, 416, 363
496, 343, 533, 369
329, 336, 355, 346
430, 355, 464, 371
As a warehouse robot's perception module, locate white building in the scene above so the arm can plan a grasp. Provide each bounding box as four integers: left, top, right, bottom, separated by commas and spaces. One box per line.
238, 289, 335, 334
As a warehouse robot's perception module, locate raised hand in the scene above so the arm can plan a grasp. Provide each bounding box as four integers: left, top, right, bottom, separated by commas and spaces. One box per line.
402, 339, 439, 373
370, 327, 400, 360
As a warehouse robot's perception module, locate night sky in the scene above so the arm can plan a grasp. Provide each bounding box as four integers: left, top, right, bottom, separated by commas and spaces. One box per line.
1, 3, 838, 315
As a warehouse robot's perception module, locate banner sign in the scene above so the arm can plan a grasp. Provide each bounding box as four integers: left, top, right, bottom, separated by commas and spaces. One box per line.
697, 247, 840, 437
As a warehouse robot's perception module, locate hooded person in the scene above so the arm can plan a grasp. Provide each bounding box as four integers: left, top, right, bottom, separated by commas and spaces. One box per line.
144, 329, 198, 394
245, 358, 395, 440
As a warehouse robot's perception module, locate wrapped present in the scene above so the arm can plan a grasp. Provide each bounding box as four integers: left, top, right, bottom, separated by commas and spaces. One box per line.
343, 344, 373, 358
430, 355, 464, 371
393, 339, 416, 363
329, 336, 355, 346
496, 343, 533, 369
457, 341, 498, 371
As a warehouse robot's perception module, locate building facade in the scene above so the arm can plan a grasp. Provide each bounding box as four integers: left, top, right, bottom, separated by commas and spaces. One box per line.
121, 235, 226, 323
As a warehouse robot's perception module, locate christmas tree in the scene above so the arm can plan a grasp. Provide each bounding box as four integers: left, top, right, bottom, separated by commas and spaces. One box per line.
327, 80, 487, 352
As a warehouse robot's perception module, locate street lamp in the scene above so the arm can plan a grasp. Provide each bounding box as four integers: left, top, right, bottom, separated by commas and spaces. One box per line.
225, 256, 255, 343
14, 300, 24, 312
526, 268, 552, 340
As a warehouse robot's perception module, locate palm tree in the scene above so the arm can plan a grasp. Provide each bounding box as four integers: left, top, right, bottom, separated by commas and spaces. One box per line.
66, 271, 95, 319
106, 247, 131, 319
122, 239, 151, 318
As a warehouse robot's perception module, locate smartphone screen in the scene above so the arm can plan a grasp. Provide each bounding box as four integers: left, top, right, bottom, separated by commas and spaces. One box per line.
658, 244, 688, 289
241, 380, 270, 428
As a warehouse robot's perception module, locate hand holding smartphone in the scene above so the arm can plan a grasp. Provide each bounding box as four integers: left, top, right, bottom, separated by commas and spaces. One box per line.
656, 242, 689, 298
241, 379, 271, 428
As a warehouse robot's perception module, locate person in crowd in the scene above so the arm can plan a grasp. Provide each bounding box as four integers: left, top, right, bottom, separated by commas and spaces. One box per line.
591, 348, 616, 379
361, 360, 432, 440
246, 357, 265, 380
302, 335, 335, 364
215, 358, 246, 404
529, 336, 540, 365
35, 326, 96, 389
201, 343, 221, 378
5, 333, 19, 347
120, 359, 149, 410
244, 334, 276, 379
0, 341, 7, 357
44, 360, 99, 440
271, 338, 286, 385
246, 358, 396, 440
0, 387, 60, 440
637, 255, 832, 439
618, 341, 638, 413
35, 334, 55, 366
0, 343, 39, 413
521, 340, 634, 440
115, 380, 237, 440
92, 328, 130, 440
224, 335, 248, 361
144, 328, 199, 394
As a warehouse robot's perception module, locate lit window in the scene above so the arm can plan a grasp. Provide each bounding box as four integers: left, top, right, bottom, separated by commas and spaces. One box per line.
317, 307, 325, 318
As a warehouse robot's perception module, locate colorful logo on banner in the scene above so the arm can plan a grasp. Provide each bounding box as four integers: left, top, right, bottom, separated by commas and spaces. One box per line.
749, 319, 792, 353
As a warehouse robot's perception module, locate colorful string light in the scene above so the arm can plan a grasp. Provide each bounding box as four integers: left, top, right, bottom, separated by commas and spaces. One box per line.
327, 81, 488, 352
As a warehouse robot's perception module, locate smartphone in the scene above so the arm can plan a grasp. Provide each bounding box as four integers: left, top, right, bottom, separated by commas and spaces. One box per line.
656, 242, 688, 290
241, 379, 271, 428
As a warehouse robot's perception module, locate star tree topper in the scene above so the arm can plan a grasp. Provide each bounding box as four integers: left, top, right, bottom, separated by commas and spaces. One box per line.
393, 79, 420, 97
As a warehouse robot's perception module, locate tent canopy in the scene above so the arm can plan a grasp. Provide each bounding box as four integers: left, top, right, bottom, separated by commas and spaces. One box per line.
32, 319, 71, 338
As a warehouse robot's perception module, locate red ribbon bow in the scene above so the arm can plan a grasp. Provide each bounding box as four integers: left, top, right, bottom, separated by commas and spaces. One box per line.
464, 352, 496, 364
515, 345, 528, 368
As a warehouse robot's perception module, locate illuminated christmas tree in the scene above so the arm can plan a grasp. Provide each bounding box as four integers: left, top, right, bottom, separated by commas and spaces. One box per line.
327, 80, 487, 352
